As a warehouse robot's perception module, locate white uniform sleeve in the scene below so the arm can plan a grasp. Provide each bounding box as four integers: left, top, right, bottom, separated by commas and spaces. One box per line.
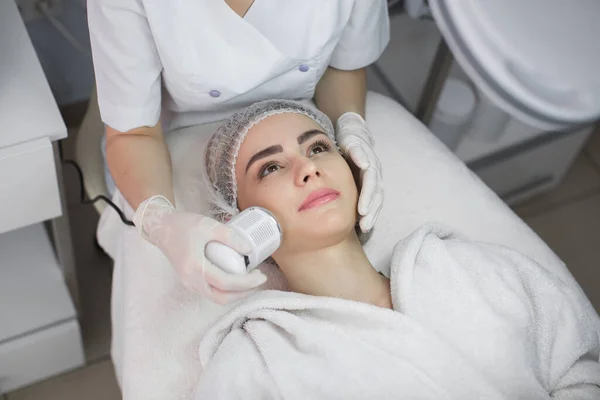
329, 0, 390, 70
88, 0, 162, 132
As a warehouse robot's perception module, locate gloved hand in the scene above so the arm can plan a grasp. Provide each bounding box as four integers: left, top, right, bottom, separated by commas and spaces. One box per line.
336, 112, 384, 232
133, 195, 267, 304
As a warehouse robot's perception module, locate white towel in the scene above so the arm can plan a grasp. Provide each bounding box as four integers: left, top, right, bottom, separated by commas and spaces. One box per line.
194, 225, 600, 399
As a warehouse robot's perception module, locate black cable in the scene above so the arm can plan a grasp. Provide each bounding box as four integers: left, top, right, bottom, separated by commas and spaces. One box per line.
58, 141, 135, 226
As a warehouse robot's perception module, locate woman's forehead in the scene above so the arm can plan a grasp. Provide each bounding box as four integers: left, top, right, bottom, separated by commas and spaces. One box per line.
243, 113, 323, 148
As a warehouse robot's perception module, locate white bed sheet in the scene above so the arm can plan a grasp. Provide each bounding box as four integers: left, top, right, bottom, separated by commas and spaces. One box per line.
97, 92, 600, 400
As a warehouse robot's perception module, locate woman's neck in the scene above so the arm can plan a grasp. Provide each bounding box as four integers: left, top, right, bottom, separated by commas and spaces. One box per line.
275, 233, 392, 309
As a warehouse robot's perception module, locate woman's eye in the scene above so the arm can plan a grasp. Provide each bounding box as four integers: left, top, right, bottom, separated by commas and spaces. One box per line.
308, 141, 331, 156
310, 146, 325, 155
259, 163, 280, 178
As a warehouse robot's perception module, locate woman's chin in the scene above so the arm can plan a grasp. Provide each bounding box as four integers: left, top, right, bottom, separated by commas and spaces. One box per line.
299, 207, 355, 238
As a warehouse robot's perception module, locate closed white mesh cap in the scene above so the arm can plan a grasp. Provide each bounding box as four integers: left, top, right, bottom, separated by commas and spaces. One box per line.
204, 99, 336, 222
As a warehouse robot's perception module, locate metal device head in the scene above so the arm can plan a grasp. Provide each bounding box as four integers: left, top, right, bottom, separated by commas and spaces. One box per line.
229, 207, 282, 269
205, 207, 282, 275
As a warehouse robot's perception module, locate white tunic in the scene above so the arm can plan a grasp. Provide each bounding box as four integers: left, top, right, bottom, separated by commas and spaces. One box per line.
88, 0, 390, 133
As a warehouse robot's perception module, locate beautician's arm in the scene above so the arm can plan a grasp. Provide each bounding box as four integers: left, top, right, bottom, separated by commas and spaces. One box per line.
314, 67, 367, 122
106, 123, 266, 303
105, 123, 175, 209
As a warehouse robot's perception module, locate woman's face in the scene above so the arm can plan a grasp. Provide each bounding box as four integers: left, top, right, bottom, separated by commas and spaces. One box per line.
235, 113, 358, 256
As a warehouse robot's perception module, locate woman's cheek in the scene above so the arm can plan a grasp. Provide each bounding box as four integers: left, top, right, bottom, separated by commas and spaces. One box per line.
251, 180, 283, 214
267, 182, 296, 227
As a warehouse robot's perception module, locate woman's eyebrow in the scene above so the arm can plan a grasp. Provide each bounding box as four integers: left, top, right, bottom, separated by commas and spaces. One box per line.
297, 129, 326, 145
245, 145, 283, 173
244, 129, 326, 173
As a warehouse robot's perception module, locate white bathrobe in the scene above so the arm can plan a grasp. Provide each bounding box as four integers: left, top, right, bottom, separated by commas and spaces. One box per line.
193, 225, 600, 399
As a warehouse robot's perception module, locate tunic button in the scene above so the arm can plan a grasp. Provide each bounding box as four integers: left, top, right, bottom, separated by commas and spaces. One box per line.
298, 64, 310, 72
209, 90, 221, 98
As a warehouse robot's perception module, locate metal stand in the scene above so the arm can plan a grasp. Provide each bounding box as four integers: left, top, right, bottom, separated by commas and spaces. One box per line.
415, 38, 454, 125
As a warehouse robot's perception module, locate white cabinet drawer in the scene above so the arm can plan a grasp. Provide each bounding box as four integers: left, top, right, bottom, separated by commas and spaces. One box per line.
0, 223, 78, 344
0, 214, 83, 394
472, 128, 592, 204
0, 137, 61, 234
0, 320, 84, 394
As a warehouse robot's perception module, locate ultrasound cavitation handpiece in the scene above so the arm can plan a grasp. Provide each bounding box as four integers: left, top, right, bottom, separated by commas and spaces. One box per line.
205, 207, 282, 274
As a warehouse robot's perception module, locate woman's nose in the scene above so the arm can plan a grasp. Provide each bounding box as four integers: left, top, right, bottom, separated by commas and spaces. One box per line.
296, 158, 321, 185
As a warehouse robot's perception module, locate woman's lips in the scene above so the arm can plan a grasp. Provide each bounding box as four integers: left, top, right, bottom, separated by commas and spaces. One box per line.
298, 188, 341, 211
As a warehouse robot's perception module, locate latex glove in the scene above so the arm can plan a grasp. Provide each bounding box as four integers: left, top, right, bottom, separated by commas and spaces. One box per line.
133, 195, 267, 304
336, 112, 384, 232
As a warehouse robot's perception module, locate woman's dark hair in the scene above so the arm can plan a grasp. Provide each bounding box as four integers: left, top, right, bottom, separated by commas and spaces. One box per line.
343, 153, 373, 245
